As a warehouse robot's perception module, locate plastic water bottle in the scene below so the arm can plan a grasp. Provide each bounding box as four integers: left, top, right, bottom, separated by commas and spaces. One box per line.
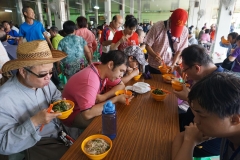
102, 101, 117, 140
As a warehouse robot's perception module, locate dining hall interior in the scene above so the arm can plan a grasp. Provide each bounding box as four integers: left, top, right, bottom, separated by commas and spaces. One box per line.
0, 0, 240, 160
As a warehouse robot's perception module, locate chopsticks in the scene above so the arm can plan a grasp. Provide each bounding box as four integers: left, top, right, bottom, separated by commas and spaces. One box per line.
125, 90, 129, 105
39, 104, 53, 132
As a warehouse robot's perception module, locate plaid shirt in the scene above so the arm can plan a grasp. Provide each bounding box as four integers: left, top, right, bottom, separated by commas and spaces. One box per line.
144, 20, 188, 69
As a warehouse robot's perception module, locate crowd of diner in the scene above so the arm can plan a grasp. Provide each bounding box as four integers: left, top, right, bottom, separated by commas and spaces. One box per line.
0, 5, 240, 160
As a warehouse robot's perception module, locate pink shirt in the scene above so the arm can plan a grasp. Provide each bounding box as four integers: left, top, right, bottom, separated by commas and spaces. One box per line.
200, 33, 210, 43
61, 63, 121, 126
75, 28, 97, 53
144, 21, 188, 69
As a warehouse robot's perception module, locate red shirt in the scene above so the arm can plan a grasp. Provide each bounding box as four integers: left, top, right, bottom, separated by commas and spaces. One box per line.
112, 30, 139, 51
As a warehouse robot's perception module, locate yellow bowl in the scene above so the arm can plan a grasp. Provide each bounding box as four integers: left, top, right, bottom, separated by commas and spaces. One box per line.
115, 90, 132, 96
151, 89, 168, 101
52, 100, 74, 119
171, 80, 190, 91
162, 74, 175, 84
133, 74, 142, 81
158, 66, 171, 74
81, 134, 112, 160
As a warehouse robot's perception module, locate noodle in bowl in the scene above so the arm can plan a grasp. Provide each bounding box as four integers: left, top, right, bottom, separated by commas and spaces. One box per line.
81, 134, 112, 160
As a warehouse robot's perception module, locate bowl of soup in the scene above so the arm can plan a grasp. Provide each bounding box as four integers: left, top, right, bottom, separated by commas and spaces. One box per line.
52, 100, 74, 119
81, 134, 112, 160
162, 74, 175, 83
151, 88, 168, 101
158, 66, 171, 74
171, 80, 190, 91
133, 74, 142, 81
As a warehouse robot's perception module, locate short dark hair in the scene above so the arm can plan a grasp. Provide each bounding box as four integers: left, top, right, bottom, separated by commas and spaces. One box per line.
22, 6, 31, 18
236, 35, 240, 41
189, 72, 240, 118
50, 26, 59, 33
76, 16, 87, 28
2, 21, 9, 25
228, 32, 238, 40
63, 20, 77, 35
100, 50, 128, 69
124, 15, 138, 28
112, 15, 117, 21
205, 29, 210, 34
181, 45, 213, 67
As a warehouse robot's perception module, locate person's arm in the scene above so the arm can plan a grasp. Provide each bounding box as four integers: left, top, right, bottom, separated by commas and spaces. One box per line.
102, 40, 112, 46
43, 32, 53, 50
110, 34, 129, 50
172, 123, 208, 160
18, 37, 23, 44
81, 93, 133, 121
145, 44, 162, 63
96, 81, 126, 103
121, 69, 139, 84
84, 45, 92, 64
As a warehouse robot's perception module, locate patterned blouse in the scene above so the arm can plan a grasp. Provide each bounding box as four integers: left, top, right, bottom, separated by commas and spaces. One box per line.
58, 35, 87, 77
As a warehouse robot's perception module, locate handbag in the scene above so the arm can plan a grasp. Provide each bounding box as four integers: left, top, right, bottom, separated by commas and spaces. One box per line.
24, 137, 69, 160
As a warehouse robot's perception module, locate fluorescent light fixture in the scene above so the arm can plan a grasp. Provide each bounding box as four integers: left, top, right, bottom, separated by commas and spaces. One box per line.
94, 6, 99, 9
76, 2, 82, 5
5, 9, 12, 12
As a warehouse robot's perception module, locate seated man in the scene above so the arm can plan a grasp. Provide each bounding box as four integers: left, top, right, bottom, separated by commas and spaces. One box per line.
122, 45, 148, 84
0, 40, 69, 159
172, 72, 240, 160
173, 45, 227, 157
61, 50, 133, 129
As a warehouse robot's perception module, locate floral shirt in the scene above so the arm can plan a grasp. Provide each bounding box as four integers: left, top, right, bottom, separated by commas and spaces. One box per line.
58, 35, 87, 77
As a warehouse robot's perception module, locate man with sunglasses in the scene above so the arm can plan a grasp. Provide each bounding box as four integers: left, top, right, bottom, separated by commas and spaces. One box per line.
0, 40, 73, 159
144, 8, 189, 74
173, 44, 230, 158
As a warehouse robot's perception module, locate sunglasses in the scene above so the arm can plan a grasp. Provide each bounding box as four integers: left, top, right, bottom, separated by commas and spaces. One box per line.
24, 67, 53, 78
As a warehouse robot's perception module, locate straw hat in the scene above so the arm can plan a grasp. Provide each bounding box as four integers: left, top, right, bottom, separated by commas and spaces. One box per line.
2, 40, 67, 72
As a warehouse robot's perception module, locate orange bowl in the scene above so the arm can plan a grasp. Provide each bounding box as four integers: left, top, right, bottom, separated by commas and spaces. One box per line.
171, 80, 190, 91
52, 100, 74, 119
133, 74, 142, 81
162, 74, 175, 83
81, 134, 112, 160
115, 90, 132, 96
151, 89, 168, 101
159, 66, 171, 74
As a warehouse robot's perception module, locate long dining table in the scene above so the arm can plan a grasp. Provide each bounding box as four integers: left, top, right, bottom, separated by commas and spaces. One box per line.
61, 74, 179, 160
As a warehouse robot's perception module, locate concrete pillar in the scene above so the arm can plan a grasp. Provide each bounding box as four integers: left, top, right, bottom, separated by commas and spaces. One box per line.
16, 0, 25, 24
53, 0, 67, 30
81, 0, 86, 17
120, 0, 125, 20
66, 0, 71, 20
95, 9, 99, 25
104, 0, 111, 24
211, 0, 236, 59
130, 0, 134, 15
36, 0, 44, 26
138, 0, 141, 23
188, 0, 199, 27
46, 0, 52, 27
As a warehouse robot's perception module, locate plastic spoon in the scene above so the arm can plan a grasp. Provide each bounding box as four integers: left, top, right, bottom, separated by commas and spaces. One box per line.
40, 104, 53, 132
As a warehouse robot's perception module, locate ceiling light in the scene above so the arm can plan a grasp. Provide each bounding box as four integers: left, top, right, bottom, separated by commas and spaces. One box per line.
5, 9, 12, 12
94, 6, 99, 9
76, 2, 82, 5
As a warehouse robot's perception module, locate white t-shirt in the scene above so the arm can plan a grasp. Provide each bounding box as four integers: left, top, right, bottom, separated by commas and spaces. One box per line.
0, 42, 10, 79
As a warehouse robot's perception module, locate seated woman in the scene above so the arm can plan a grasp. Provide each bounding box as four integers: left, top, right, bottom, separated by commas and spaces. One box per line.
58, 20, 92, 79
225, 35, 240, 73
110, 15, 139, 51
2, 21, 19, 45
61, 50, 134, 129
121, 46, 148, 84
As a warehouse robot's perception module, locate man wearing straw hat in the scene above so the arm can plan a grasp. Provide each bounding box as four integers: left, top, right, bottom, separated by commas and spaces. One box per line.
0, 40, 69, 159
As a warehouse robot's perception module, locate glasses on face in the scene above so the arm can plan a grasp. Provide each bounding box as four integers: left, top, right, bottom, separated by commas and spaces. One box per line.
24, 67, 53, 78
182, 66, 192, 72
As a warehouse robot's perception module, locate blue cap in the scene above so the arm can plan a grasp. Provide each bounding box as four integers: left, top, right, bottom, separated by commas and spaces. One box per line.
103, 101, 115, 114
